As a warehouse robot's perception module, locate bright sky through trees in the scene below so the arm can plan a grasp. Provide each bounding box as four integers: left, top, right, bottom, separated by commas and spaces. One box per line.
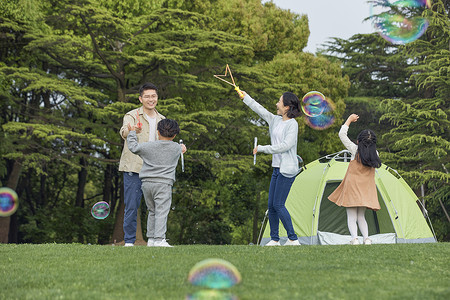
264, 0, 374, 52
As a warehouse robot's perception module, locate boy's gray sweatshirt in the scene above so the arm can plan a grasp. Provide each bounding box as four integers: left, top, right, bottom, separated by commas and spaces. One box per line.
127, 131, 181, 185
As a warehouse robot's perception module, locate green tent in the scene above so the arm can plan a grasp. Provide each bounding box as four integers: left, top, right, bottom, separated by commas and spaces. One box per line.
259, 151, 436, 245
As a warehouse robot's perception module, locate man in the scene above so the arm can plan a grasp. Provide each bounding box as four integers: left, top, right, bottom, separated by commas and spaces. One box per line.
119, 83, 165, 247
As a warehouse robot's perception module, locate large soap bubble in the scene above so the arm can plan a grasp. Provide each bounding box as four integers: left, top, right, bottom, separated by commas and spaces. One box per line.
370, 0, 430, 44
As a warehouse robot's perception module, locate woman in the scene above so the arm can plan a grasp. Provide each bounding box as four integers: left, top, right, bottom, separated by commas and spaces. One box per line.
239, 90, 302, 246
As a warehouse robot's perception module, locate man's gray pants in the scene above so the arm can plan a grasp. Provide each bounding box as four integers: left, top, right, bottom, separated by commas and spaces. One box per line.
141, 181, 172, 241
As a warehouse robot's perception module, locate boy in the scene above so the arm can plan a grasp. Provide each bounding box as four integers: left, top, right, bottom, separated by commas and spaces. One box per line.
127, 119, 186, 247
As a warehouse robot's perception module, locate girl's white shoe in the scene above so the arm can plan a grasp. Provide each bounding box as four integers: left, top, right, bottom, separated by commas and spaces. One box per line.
350, 238, 360, 245
364, 238, 372, 245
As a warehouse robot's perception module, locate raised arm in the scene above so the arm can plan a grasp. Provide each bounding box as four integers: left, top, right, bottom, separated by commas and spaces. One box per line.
126, 126, 142, 155
120, 110, 142, 139
339, 114, 359, 155
120, 113, 135, 139
241, 93, 276, 125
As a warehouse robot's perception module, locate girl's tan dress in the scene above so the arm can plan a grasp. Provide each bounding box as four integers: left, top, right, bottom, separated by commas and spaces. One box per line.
328, 124, 380, 211
328, 159, 380, 211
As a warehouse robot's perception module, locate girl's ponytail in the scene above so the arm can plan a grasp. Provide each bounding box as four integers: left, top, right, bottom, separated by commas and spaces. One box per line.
356, 130, 381, 168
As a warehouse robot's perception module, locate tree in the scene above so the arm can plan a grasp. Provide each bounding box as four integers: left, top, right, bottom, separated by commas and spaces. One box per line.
1, 0, 351, 244
379, 1, 450, 241
320, 33, 417, 98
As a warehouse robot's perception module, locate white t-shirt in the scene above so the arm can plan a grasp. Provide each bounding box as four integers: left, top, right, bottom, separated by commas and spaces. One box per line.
144, 113, 157, 142
271, 120, 288, 168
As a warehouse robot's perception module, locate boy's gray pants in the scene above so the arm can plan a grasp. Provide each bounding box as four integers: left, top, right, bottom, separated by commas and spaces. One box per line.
141, 181, 172, 241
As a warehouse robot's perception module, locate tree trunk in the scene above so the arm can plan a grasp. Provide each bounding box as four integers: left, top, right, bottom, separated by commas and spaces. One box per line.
252, 192, 260, 244
0, 160, 22, 244
98, 164, 113, 244
111, 195, 125, 244
39, 167, 47, 208
136, 207, 145, 244
75, 157, 88, 208
74, 157, 88, 242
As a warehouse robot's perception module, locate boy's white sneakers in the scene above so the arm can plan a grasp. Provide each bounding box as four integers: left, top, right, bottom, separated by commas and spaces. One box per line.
265, 240, 281, 246
147, 239, 155, 247
124, 243, 134, 247
154, 239, 173, 247
284, 239, 301, 246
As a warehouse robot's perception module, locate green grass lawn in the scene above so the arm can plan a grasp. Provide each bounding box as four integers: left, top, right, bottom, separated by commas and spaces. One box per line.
1, 243, 449, 299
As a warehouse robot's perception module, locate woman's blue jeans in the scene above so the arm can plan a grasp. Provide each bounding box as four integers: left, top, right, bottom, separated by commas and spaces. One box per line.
268, 168, 297, 241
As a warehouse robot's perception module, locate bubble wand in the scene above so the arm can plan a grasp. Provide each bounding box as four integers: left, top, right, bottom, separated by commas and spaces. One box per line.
135, 111, 142, 129
253, 137, 257, 165
179, 139, 184, 172
214, 64, 244, 98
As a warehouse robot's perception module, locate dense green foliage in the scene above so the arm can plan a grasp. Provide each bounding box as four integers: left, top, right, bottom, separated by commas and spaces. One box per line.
1, 0, 447, 244
0, 0, 349, 244
380, 2, 450, 241
1, 243, 449, 299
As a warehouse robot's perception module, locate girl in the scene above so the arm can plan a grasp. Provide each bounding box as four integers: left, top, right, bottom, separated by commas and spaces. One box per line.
239, 90, 302, 246
328, 114, 382, 245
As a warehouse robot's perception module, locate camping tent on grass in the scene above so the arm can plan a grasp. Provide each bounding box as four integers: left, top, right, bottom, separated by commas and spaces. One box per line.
259, 150, 437, 245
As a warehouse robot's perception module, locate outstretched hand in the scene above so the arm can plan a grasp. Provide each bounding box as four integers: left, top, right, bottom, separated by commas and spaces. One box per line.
253, 147, 258, 155
345, 114, 359, 126
237, 88, 246, 100
127, 123, 142, 134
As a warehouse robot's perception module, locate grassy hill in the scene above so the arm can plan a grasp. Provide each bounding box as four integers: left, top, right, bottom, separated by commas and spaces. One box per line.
1, 243, 449, 299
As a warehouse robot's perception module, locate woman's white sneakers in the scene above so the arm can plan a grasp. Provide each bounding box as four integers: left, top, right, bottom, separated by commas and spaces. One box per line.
265, 240, 301, 246
265, 240, 281, 246
284, 239, 301, 246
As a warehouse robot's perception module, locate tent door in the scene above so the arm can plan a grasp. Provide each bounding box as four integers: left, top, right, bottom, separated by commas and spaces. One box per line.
318, 182, 395, 236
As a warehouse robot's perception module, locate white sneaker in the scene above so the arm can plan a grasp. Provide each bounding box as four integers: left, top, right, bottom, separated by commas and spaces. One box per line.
147, 239, 155, 247
350, 238, 360, 245
154, 239, 173, 247
284, 239, 301, 246
124, 243, 134, 247
364, 238, 372, 245
265, 240, 280, 246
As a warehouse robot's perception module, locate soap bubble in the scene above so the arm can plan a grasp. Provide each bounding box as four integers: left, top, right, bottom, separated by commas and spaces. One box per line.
186, 290, 238, 300
91, 201, 110, 219
305, 98, 335, 130
370, 0, 430, 44
188, 258, 241, 289
301, 91, 326, 117
0, 187, 19, 217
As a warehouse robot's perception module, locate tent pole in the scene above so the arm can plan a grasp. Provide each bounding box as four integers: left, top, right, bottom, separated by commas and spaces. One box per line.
416, 197, 438, 242
376, 168, 405, 239
257, 210, 269, 245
